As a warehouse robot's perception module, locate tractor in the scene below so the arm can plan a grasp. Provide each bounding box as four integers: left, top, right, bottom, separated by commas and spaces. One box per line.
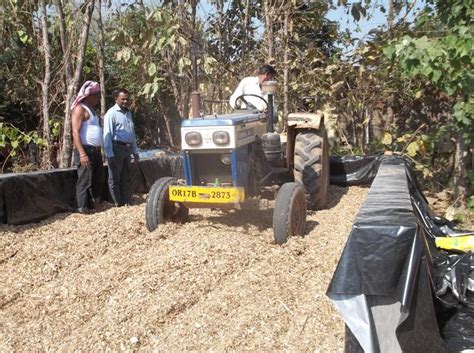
145, 81, 329, 244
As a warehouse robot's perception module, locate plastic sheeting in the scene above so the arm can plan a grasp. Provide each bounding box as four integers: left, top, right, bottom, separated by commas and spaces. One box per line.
327, 156, 449, 353
139, 155, 183, 190
441, 306, 474, 352
329, 155, 382, 186
434, 252, 474, 309
0, 168, 77, 225
328, 157, 419, 296
408, 159, 474, 352
0, 152, 374, 225
328, 155, 473, 352
0, 180, 5, 224
0, 153, 181, 225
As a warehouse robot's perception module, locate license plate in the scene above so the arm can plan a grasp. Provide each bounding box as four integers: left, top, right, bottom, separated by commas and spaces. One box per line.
169, 186, 245, 203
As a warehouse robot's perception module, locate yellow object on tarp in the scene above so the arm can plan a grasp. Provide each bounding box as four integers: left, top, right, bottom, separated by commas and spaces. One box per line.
435, 235, 474, 252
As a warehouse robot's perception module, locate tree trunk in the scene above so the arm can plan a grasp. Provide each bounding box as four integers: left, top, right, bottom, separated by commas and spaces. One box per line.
97, 0, 106, 116
215, 0, 223, 113
263, 0, 274, 62
54, 0, 72, 93
240, 0, 251, 75
59, 0, 95, 167
453, 131, 469, 207
157, 98, 176, 148
54, 0, 72, 167
39, 0, 52, 168
282, 6, 289, 132
387, 0, 394, 38
167, 54, 184, 119
190, 0, 198, 92
135, 0, 145, 11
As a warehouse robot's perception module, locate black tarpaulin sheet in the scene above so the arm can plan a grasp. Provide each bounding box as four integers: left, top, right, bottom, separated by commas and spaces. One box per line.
405, 161, 470, 240
343, 256, 447, 353
0, 152, 377, 225
139, 154, 183, 191
441, 306, 474, 352
328, 157, 418, 296
0, 168, 77, 225
329, 155, 382, 186
327, 156, 448, 353
429, 244, 474, 352
408, 159, 474, 351
0, 176, 6, 224
433, 251, 474, 309
0, 155, 181, 225
130, 161, 146, 194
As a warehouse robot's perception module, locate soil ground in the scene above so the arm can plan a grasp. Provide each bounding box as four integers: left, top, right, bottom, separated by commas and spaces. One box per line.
0, 185, 369, 351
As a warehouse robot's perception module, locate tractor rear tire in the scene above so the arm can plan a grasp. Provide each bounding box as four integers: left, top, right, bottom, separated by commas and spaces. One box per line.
293, 126, 329, 210
145, 177, 188, 232
273, 182, 307, 245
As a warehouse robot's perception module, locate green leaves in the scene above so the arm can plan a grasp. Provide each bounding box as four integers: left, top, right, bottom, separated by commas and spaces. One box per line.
453, 100, 473, 127
350, 2, 366, 22
107, 5, 193, 106
381, 132, 393, 145
468, 196, 474, 212
177, 57, 191, 75
388, 1, 473, 143
0, 123, 44, 168
142, 79, 161, 99
117, 47, 132, 62
431, 69, 442, 83
379, 131, 428, 158
17, 30, 30, 44
383, 45, 395, 60
148, 62, 157, 77
406, 141, 423, 157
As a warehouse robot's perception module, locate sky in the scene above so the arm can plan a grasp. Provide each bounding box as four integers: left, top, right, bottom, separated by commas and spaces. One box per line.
327, 1, 427, 40
327, 4, 388, 41
196, 0, 427, 43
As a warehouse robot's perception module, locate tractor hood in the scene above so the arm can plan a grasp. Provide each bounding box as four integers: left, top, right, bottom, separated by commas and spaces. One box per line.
182, 111, 265, 127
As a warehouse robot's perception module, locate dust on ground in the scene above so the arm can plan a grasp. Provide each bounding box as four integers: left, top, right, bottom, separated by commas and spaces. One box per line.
0, 185, 369, 351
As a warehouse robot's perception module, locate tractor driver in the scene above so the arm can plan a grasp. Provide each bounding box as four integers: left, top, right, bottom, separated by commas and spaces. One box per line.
229, 64, 277, 114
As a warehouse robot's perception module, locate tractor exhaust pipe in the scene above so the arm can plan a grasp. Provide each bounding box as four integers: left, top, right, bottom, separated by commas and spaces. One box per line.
267, 93, 274, 133
191, 91, 201, 119
262, 81, 278, 133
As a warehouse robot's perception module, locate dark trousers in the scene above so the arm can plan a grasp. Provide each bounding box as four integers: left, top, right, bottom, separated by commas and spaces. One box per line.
107, 142, 132, 206
74, 146, 104, 210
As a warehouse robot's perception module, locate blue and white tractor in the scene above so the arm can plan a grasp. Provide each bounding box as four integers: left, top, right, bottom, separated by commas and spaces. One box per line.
145, 82, 329, 244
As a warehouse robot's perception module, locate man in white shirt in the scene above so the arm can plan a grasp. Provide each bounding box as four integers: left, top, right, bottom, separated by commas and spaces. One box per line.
229, 64, 277, 112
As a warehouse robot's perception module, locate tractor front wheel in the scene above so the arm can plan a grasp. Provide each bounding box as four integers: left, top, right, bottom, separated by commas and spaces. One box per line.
145, 177, 188, 231
293, 126, 329, 210
273, 182, 307, 245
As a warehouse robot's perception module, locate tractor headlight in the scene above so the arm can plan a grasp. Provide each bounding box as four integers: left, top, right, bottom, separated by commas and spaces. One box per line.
213, 131, 230, 145
220, 153, 231, 165
185, 131, 202, 146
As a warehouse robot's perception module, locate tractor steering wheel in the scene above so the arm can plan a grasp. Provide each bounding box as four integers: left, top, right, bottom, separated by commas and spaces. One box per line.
234, 94, 269, 112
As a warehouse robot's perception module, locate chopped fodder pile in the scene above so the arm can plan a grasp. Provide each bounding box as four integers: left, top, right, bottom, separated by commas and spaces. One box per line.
0, 185, 368, 351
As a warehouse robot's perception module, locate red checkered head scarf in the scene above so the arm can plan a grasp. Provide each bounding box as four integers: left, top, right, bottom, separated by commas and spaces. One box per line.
71, 81, 101, 110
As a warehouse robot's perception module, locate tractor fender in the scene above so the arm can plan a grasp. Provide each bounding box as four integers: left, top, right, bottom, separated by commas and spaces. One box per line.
287, 111, 324, 130
285, 111, 325, 170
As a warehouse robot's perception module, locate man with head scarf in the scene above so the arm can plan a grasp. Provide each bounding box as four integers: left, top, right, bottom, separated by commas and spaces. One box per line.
71, 80, 104, 214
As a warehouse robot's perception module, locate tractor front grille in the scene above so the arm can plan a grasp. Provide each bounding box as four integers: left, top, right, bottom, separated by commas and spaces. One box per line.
190, 153, 232, 185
